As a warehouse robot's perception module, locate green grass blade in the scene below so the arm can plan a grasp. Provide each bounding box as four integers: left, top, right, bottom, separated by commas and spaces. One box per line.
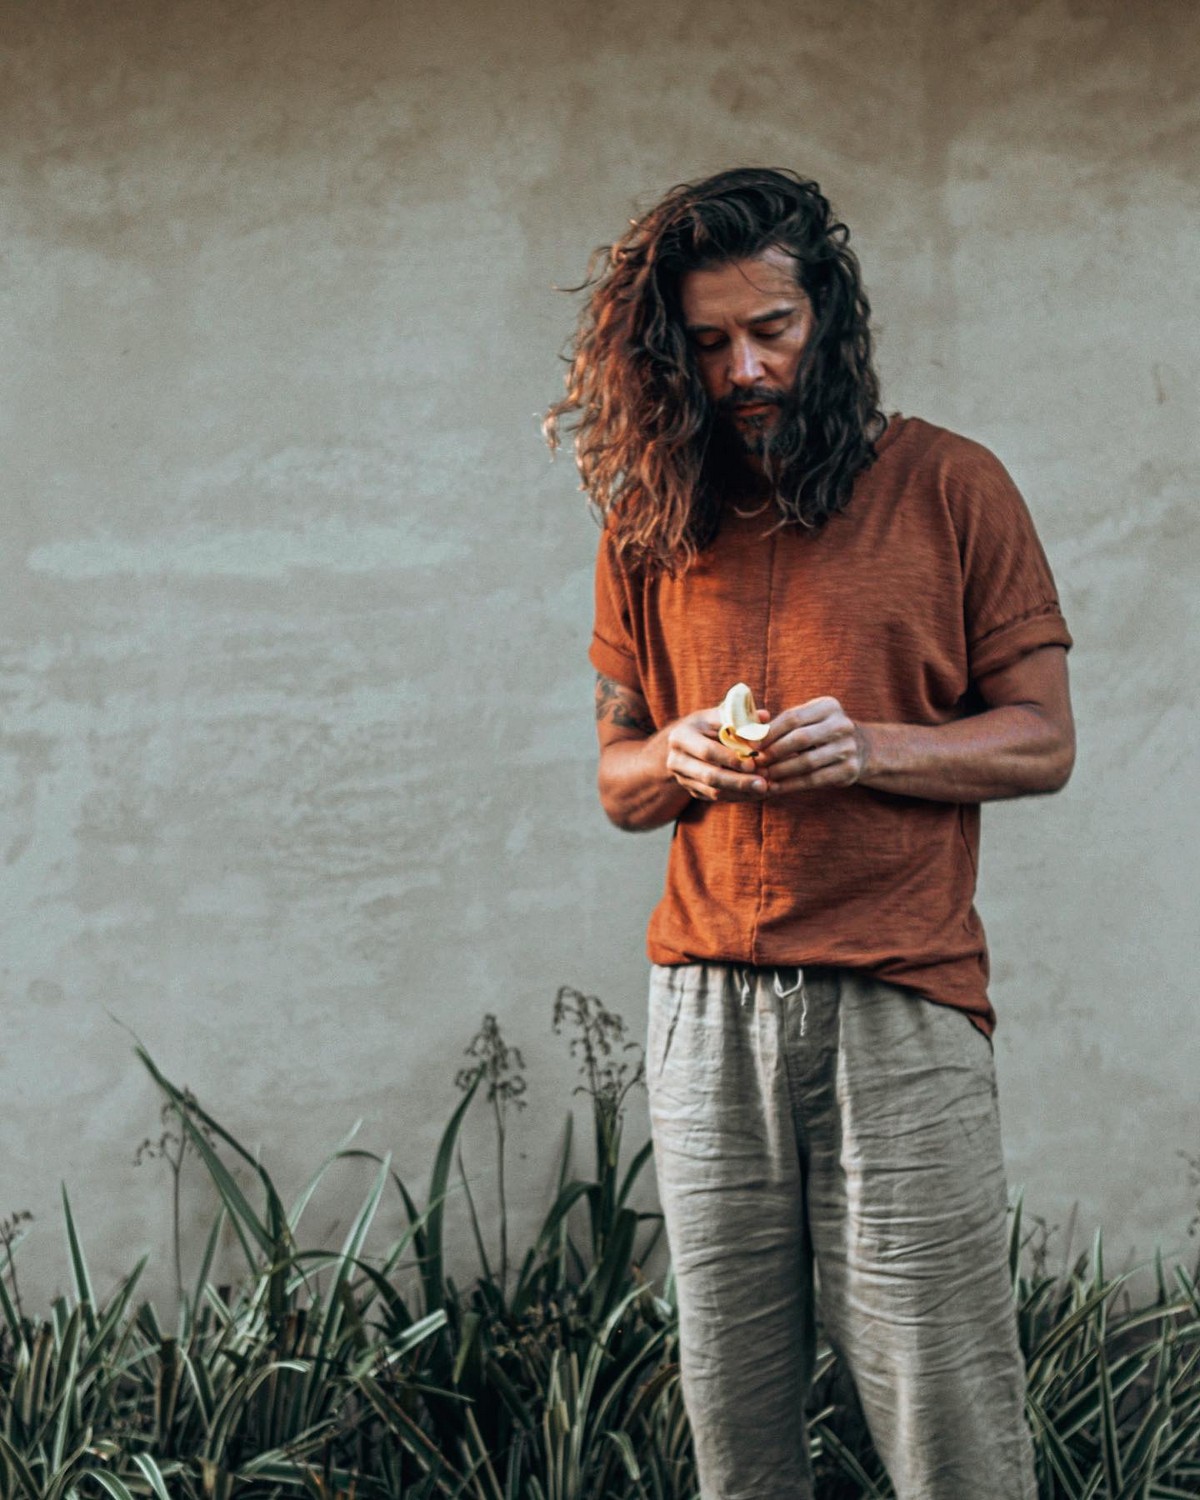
605, 1429, 641, 1482
589, 1206, 638, 1323
83, 1473, 137, 1500
1008, 1187, 1024, 1290
452, 1309, 483, 1390
285, 1120, 364, 1234
188, 1209, 226, 1332
616, 1138, 655, 1210
481, 1350, 536, 1432
366, 1308, 448, 1373
236, 1449, 358, 1487
420, 1069, 483, 1312
1027, 1277, 1130, 1380
136, 1300, 163, 1342
204, 1359, 309, 1461
135, 1047, 272, 1265
356, 1373, 467, 1493
303, 1155, 390, 1417
131, 1452, 173, 1500
533, 1182, 593, 1261
49, 1309, 83, 1471
1090, 1227, 1106, 1296
1025, 1389, 1086, 1498
0, 1251, 22, 1338
84, 1256, 148, 1374
177, 1344, 216, 1429
343, 1259, 417, 1339
1175, 1263, 1200, 1319
0, 1429, 45, 1500
59, 1187, 97, 1336
456, 1144, 495, 1287
810, 1419, 889, 1498
136, 1045, 263, 1178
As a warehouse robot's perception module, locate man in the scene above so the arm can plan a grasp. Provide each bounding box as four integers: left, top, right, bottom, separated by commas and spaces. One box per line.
546, 168, 1074, 1499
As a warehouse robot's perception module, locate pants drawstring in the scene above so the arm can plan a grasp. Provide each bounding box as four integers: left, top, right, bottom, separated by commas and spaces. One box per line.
772, 966, 807, 1034
737, 966, 806, 1030
772, 967, 804, 999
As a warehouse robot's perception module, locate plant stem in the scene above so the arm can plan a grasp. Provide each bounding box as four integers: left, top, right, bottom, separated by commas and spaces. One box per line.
494, 1098, 508, 1295
172, 1149, 184, 1306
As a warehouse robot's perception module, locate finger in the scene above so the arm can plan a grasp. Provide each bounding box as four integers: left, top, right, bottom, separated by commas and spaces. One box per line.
673, 730, 762, 774
757, 718, 849, 764
671, 759, 770, 800
764, 738, 855, 780
687, 766, 770, 798
676, 777, 769, 802
758, 698, 844, 750
767, 761, 860, 794
693, 709, 726, 737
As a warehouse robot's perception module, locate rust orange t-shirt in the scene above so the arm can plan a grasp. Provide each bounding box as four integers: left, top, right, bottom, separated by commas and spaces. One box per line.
588, 416, 1073, 1035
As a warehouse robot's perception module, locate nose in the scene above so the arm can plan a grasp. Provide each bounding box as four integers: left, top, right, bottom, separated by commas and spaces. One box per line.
727, 335, 765, 389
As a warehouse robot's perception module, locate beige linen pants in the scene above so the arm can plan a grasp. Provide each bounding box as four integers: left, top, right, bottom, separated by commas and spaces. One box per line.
647, 962, 1035, 1500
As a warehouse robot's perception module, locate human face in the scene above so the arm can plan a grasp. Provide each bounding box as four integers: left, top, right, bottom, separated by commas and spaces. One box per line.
680, 246, 813, 457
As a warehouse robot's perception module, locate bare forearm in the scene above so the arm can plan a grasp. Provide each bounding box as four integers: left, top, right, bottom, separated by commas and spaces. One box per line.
598, 731, 692, 830
856, 706, 1075, 802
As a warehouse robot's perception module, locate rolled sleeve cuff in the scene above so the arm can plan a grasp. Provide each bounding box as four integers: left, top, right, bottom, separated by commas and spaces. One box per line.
589, 632, 642, 691
970, 606, 1073, 680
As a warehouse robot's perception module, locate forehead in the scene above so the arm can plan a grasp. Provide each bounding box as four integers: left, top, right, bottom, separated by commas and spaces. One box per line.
679, 245, 803, 325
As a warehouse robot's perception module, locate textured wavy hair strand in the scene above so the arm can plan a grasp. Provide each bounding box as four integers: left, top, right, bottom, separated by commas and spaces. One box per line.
544, 167, 885, 573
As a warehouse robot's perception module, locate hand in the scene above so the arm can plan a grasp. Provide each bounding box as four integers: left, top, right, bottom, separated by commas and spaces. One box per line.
755, 696, 869, 794
664, 707, 771, 803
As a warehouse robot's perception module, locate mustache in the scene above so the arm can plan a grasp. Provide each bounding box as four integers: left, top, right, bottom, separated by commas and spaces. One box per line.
714, 388, 787, 415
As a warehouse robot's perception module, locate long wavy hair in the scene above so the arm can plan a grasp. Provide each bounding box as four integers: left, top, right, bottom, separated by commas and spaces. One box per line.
545, 168, 886, 574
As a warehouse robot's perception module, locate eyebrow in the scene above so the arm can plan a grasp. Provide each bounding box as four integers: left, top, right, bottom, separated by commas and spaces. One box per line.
685, 304, 799, 336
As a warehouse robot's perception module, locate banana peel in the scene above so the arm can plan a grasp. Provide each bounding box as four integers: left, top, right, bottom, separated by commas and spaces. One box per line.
717, 683, 770, 757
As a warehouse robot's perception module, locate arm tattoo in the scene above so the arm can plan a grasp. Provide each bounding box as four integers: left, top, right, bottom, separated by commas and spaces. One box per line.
595, 673, 656, 736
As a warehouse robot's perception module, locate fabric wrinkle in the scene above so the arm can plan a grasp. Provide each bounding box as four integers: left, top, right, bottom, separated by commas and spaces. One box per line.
590, 417, 1073, 1033
645, 961, 1036, 1500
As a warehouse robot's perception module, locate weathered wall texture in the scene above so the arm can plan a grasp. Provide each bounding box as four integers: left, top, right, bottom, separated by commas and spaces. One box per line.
1, 0, 1197, 1305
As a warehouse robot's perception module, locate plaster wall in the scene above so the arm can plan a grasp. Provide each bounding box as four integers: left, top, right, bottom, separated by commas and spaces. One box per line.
1, 0, 1197, 1306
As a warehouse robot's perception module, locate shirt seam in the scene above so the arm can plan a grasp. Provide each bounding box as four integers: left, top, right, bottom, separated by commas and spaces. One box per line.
750, 529, 778, 964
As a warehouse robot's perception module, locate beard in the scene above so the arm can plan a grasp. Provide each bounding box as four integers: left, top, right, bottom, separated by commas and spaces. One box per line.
708, 384, 803, 490
686, 360, 883, 543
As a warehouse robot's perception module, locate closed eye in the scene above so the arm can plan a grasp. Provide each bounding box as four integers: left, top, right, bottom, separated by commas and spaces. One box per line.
688, 305, 800, 353
692, 326, 788, 352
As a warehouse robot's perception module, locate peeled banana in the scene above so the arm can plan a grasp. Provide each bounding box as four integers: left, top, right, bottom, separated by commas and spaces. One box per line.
717, 682, 770, 757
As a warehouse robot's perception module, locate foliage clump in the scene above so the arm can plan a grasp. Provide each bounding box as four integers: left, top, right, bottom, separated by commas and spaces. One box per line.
1, 996, 1198, 1499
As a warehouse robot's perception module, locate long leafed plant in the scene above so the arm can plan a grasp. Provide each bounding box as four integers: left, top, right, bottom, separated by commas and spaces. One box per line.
0, 993, 1198, 1499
